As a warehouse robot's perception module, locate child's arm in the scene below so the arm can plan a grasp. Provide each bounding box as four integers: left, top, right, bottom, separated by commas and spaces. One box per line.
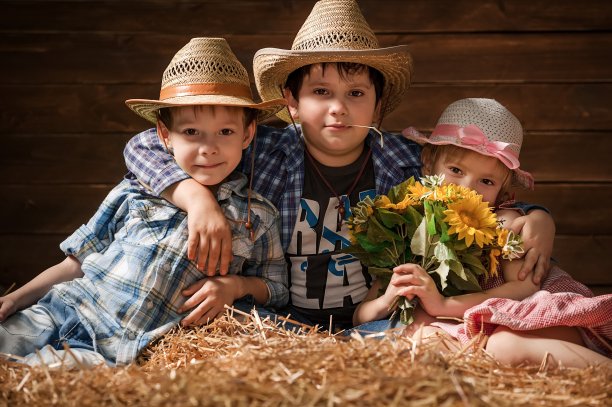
178, 210, 289, 326
124, 129, 233, 276
512, 209, 555, 283
353, 278, 402, 326
0, 256, 83, 321
504, 206, 555, 284
391, 261, 540, 319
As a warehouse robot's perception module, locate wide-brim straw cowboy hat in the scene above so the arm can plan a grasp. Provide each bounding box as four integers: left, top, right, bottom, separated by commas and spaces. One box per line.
253, 0, 413, 123
402, 98, 535, 189
126, 37, 286, 124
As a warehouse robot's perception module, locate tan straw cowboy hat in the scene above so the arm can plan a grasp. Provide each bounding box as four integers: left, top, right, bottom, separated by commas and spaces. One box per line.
403, 98, 535, 189
126, 37, 286, 123
253, 0, 413, 123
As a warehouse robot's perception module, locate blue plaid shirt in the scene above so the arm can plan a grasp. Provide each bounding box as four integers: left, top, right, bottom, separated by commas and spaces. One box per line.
54, 175, 287, 365
124, 125, 424, 250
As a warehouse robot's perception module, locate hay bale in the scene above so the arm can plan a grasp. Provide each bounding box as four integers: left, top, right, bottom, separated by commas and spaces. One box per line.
1, 310, 610, 406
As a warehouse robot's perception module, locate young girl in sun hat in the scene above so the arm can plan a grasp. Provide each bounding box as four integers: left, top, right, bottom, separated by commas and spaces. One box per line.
122, 0, 557, 332
0, 37, 288, 367
356, 98, 611, 367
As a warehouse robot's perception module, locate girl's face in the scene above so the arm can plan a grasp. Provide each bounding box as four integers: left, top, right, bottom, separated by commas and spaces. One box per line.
157, 105, 254, 188
286, 64, 380, 167
431, 148, 509, 205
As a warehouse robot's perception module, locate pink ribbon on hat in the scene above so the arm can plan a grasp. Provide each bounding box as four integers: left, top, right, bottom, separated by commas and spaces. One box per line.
432, 124, 521, 169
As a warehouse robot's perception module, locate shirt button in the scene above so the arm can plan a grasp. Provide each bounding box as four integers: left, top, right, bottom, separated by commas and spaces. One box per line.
162, 263, 171, 272
127, 330, 137, 340
147, 300, 154, 310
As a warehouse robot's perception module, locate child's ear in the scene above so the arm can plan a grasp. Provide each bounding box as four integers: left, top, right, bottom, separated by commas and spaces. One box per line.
373, 100, 382, 126
284, 88, 299, 121
242, 121, 256, 149
156, 119, 172, 151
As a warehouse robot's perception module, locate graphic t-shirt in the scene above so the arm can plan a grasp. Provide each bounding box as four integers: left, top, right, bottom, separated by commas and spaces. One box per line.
286, 147, 376, 327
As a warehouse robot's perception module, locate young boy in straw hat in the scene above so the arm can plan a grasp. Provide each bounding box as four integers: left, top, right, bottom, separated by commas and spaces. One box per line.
356, 98, 611, 367
0, 37, 288, 367
123, 0, 555, 331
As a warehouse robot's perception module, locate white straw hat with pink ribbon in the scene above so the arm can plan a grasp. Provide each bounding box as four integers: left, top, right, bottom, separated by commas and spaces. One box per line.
402, 98, 534, 189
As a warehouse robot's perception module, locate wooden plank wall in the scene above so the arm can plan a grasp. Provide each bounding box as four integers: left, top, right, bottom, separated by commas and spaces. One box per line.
1, 0, 611, 294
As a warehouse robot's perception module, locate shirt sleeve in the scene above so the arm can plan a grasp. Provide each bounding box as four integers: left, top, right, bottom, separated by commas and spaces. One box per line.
505, 201, 550, 215
60, 181, 133, 263
245, 210, 289, 309
123, 128, 190, 196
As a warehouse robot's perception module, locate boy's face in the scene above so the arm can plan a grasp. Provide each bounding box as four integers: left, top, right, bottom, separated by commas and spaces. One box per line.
430, 148, 508, 205
157, 105, 255, 187
286, 64, 380, 167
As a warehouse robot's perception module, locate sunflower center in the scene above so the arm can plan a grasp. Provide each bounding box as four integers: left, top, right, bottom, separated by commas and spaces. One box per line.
459, 211, 479, 228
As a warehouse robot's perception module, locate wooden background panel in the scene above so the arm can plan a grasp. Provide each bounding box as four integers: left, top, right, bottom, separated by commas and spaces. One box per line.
3, 33, 612, 84
0, 134, 132, 184
3, 1, 612, 33
2, 83, 612, 134
1, 0, 611, 295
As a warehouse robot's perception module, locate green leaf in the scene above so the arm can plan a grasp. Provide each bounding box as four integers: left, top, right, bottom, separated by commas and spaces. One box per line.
433, 241, 458, 263
424, 201, 437, 236
378, 208, 407, 229
367, 216, 400, 243
410, 217, 428, 256
397, 297, 417, 325
430, 260, 451, 291
447, 269, 481, 292
402, 205, 423, 237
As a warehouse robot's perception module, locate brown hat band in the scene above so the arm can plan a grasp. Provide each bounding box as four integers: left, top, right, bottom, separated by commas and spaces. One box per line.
159, 83, 253, 100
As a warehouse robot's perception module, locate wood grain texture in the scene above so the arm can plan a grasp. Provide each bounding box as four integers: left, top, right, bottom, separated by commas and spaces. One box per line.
1, 0, 610, 293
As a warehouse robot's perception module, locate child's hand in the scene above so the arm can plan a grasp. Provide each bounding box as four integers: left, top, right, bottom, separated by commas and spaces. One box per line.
178, 275, 242, 326
186, 199, 233, 277
391, 264, 447, 317
0, 296, 17, 322
510, 210, 555, 284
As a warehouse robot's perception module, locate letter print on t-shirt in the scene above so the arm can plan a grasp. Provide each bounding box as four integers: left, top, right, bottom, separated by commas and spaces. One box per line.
287, 190, 376, 311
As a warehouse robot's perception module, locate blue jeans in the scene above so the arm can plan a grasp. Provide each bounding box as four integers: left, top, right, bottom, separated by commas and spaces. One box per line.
233, 299, 400, 335
0, 290, 107, 368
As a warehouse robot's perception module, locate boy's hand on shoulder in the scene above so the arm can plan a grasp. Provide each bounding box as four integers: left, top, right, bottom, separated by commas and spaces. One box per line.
186, 199, 233, 277
510, 210, 555, 284
0, 296, 17, 322
178, 275, 243, 326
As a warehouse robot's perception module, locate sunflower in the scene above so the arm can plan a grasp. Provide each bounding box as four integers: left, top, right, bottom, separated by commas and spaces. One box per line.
443, 195, 498, 247
488, 248, 501, 278
374, 192, 416, 212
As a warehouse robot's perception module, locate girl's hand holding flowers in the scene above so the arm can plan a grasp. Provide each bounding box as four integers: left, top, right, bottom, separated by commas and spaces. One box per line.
392, 264, 447, 317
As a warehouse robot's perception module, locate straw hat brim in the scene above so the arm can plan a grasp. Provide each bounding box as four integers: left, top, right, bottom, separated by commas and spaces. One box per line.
254, 45, 413, 123
126, 95, 287, 124
404, 130, 535, 190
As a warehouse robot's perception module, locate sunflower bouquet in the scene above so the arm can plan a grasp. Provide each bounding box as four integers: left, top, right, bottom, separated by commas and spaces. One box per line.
344, 175, 523, 325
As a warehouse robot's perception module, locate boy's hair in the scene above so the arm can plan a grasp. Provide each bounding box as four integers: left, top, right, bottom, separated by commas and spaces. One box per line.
285, 62, 385, 103
157, 105, 258, 130
421, 144, 514, 205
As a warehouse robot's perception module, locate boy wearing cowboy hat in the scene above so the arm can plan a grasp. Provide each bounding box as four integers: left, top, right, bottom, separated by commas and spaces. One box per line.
123, 0, 555, 331
0, 38, 288, 367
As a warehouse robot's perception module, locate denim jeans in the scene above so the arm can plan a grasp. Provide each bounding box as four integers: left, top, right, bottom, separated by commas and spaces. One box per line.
232, 298, 400, 335
0, 290, 107, 368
